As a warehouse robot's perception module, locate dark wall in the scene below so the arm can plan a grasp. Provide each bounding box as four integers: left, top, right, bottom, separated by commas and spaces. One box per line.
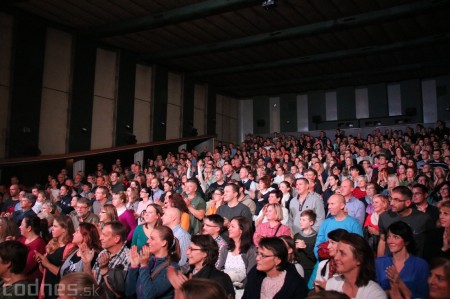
253, 96, 270, 134
183, 76, 195, 137
436, 75, 450, 122
207, 86, 217, 135
308, 91, 325, 130
368, 83, 388, 118
8, 16, 46, 157
280, 93, 297, 132
69, 37, 97, 152
115, 50, 136, 146
337, 87, 356, 120
152, 66, 168, 141
400, 79, 422, 123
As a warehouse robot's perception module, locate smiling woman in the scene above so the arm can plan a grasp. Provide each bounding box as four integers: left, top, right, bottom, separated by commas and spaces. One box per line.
242, 237, 308, 299
326, 233, 386, 299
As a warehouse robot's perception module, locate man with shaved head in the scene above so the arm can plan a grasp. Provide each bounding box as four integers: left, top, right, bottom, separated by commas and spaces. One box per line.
313, 194, 363, 258
162, 207, 191, 268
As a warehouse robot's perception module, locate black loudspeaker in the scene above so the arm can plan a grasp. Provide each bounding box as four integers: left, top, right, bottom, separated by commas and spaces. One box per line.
405, 107, 417, 116
256, 120, 265, 127
312, 115, 322, 123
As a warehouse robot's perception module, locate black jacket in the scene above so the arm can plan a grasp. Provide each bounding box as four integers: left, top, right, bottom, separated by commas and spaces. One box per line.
190, 265, 235, 299
242, 263, 308, 299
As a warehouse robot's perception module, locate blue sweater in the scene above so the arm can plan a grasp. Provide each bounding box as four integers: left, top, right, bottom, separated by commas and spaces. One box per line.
376, 254, 429, 299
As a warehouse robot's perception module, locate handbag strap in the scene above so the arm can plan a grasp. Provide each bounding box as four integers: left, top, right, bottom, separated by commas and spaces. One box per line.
273, 224, 282, 237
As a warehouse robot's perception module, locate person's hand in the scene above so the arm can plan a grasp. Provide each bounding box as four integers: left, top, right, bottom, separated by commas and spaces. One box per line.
314, 278, 326, 290
184, 196, 191, 207
386, 265, 400, 285
223, 217, 229, 227
167, 266, 189, 290
295, 239, 306, 249
5, 235, 16, 241
34, 250, 50, 268
443, 227, 450, 252
130, 245, 140, 267
368, 226, 379, 236
98, 251, 110, 269
139, 245, 151, 267
79, 243, 95, 264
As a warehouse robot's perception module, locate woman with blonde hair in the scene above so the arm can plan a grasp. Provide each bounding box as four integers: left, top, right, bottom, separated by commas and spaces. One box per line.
382, 174, 400, 199
126, 186, 140, 213
363, 194, 390, 253
253, 203, 291, 247
98, 204, 118, 234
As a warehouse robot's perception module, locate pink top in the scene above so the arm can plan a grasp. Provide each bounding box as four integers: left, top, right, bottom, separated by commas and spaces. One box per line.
253, 222, 291, 246
118, 209, 138, 242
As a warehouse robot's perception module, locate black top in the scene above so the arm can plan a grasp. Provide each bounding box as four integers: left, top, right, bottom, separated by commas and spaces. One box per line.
190, 265, 235, 298
242, 263, 308, 299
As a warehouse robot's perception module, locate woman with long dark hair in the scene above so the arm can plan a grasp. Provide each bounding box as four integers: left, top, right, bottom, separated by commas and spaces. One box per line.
223, 216, 257, 298
60, 222, 102, 276
131, 203, 163, 251
326, 233, 386, 299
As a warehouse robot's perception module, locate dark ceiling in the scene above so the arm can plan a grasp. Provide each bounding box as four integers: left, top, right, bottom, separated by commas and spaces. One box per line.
3, 0, 450, 98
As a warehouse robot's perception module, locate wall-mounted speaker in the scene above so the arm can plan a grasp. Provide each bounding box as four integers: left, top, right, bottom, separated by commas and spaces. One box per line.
312, 115, 322, 123
405, 107, 417, 116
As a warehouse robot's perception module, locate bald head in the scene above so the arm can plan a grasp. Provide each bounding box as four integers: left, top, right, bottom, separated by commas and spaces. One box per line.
162, 207, 181, 227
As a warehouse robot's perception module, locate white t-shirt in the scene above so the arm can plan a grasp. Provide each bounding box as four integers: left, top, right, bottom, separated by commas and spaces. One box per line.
326, 276, 387, 299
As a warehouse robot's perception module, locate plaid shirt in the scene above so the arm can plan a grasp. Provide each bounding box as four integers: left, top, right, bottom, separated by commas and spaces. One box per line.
93, 243, 130, 284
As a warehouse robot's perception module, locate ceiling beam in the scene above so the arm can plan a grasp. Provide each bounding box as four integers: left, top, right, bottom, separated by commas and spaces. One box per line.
190, 33, 450, 77
220, 59, 450, 96
142, 0, 450, 60
82, 0, 257, 38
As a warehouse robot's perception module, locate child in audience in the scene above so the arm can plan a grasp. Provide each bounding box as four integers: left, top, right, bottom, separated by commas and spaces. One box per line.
294, 209, 318, 283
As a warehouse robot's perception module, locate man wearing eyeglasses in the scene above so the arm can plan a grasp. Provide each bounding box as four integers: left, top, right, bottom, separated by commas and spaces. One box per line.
377, 186, 433, 257
71, 197, 99, 230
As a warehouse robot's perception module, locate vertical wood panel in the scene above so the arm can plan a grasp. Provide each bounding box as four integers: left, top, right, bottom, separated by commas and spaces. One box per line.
134, 64, 152, 143
368, 83, 388, 118
194, 84, 206, 135
39, 28, 72, 155
91, 49, 117, 149
280, 94, 297, 132
253, 96, 270, 134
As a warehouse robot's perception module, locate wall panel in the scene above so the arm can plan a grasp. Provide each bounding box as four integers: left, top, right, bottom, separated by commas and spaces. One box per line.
134, 64, 152, 143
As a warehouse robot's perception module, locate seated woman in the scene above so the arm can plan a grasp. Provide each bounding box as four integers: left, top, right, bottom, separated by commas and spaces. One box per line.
326, 233, 386, 299
428, 257, 450, 299
112, 191, 137, 243
125, 225, 180, 299
223, 216, 257, 298
425, 200, 450, 261
60, 222, 102, 276
363, 194, 389, 253
167, 234, 235, 299
314, 229, 348, 291
376, 221, 429, 299
253, 203, 291, 247
131, 203, 163, 251
243, 237, 308, 299
58, 272, 106, 299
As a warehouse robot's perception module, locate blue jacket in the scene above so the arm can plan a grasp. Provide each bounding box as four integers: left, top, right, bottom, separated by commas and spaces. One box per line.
125, 256, 179, 299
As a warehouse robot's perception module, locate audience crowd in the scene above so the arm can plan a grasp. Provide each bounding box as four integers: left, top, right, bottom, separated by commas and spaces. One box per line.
0, 121, 449, 299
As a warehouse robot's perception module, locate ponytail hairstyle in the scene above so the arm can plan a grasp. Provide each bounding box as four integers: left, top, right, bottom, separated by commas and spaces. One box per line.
23, 216, 50, 242
154, 225, 180, 263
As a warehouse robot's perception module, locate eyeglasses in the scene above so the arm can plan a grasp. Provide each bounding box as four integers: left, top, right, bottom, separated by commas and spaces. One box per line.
391, 198, 409, 203
187, 247, 202, 252
203, 223, 218, 228
256, 253, 275, 259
